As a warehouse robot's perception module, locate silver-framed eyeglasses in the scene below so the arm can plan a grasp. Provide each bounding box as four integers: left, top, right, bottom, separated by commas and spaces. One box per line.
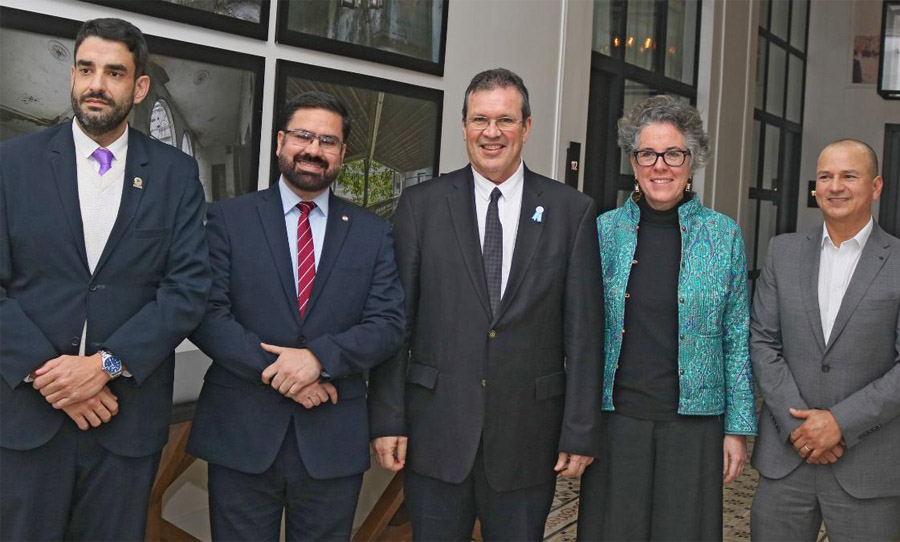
283, 129, 344, 153
633, 149, 692, 167
465, 116, 523, 131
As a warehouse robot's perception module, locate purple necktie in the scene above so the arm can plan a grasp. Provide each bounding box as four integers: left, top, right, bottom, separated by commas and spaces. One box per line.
91, 148, 114, 176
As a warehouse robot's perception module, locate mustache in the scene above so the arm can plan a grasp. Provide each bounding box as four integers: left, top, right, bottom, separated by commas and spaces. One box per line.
79, 91, 112, 105
294, 153, 328, 168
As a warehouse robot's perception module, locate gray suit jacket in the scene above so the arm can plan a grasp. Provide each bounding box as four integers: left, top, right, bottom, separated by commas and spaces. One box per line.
750, 223, 900, 498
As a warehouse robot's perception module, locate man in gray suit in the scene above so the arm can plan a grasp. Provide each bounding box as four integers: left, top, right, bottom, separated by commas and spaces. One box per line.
750, 139, 900, 541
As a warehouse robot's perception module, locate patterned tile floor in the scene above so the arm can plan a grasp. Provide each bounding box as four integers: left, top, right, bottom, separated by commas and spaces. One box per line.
542, 438, 828, 541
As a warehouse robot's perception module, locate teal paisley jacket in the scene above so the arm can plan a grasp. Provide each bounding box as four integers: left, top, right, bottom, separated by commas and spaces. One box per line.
597, 194, 757, 435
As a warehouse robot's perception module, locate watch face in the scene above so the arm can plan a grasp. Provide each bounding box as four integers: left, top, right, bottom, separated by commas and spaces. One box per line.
102, 352, 122, 374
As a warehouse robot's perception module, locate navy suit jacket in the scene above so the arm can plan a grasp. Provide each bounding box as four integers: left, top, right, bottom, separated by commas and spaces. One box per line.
0, 121, 211, 457
186, 184, 405, 478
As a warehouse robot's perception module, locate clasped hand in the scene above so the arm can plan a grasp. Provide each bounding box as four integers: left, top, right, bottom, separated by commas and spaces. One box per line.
32, 353, 110, 409
789, 408, 844, 464
260, 343, 337, 408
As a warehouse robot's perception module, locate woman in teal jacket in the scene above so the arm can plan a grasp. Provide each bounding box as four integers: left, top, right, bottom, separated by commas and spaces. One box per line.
578, 96, 756, 541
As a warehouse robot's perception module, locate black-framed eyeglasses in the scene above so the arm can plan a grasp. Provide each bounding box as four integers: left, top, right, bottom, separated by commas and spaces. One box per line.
283, 129, 344, 154
633, 149, 692, 167
465, 116, 523, 131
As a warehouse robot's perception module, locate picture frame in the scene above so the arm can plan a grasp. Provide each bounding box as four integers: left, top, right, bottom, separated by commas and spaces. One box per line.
274, 59, 443, 218
0, 6, 266, 202
849, 0, 882, 86
878, 0, 900, 99
276, 0, 449, 76
80, 0, 271, 41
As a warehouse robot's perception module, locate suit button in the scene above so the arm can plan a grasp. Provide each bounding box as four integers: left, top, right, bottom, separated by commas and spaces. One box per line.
488, 330, 497, 339
71, 336, 80, 347
89, 284, 98, 292
298, 336, 307, 345
679, 297, 685, 303
822, 365, 831, 373
632, 259, 638, 265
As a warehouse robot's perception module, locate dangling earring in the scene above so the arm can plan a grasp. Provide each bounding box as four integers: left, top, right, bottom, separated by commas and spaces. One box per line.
685, 178, 692, 192
633, 179, 643, 201
634, 180, 641, 193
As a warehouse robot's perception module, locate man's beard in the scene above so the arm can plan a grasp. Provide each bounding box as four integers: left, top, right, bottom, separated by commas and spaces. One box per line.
71, 90, 133, 137
279, 151, 340, 193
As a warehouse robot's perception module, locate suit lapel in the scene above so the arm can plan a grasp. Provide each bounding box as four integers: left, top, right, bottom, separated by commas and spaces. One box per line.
493, 168, 544, 324
47, 122, 89, 273
93, 128, 147, 275
800, 229, 826, 353
303, 191, 351, 320
825, 224, 891, 352
257, 184, 301, 324
447, 167, 492, 320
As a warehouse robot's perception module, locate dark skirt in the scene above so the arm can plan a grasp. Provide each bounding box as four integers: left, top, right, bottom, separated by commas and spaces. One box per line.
577, 411, 724, 541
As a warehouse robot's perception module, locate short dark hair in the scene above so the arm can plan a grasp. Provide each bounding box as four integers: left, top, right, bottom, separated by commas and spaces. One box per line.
462, 68, 531, 122
826, 139, 880, 176
281, 91, 351, 141
75, 18, 149, 78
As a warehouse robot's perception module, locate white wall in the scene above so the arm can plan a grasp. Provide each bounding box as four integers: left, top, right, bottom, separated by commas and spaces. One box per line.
797, 0, 900, 231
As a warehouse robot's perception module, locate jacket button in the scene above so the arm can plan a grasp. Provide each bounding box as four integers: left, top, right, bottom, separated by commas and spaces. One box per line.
681, 226, 686, 232
488, 330, 497, 339
679, 297, 685, 303
71, 336, 80, 347
679, 369, 685, 375
632, 259, 638, 265
680, 333, 685, 340
89, 284, 98, 292
624, 293, 630, 299
621, 328, 626, 334
822, 365, 831, 373
298, 336, 307, 345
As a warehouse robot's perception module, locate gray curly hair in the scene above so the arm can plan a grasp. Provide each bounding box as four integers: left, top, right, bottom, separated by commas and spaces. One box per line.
617, 95, 710, 173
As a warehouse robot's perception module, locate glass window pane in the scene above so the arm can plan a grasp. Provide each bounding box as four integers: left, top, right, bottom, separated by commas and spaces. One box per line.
752, 120, 761, 187
769, 0, 789, 40
756, 37, 768, 110
762, 124, 781, 189
593, 0, 615, 55
790, 0, 808, 51
744, 198, 759, 269
665, 0, 699, 84
756, 200, 778, 270
625, 0, 659, 71
766, 44, 786, 117
786, 53, 804, 123
619, 80, 653, 175
760, 0, 771, 30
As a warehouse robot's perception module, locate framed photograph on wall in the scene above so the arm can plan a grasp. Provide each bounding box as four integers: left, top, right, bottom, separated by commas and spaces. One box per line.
81, 0, 271, 40
276, 0, 449, 76
274, 60, 443, 219
0, 7, 266, 202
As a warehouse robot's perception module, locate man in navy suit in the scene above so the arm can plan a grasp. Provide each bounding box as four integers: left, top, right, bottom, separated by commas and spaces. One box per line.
0, 18, 210, 541
186, 91, 405, 541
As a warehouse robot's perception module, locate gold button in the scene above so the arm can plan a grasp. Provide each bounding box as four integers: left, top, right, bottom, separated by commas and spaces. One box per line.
679, 297, 685, 303
680, 333, 685, 340
632, 259, 638, 265
488, 330, 497, 339
624, 293, 630, 299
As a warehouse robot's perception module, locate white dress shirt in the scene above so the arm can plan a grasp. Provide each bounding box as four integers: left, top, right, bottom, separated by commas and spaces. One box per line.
818, 218, 873, 343
279, 178, 329, 296
473, 161, 524, 297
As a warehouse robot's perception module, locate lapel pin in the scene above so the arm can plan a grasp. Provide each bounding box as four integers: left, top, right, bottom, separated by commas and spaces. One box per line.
342, 214, 349, 222
531, 205, 544, 223
132, 177, 144, 190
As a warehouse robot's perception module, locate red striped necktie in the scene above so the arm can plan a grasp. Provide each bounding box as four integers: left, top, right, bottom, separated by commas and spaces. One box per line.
296, 201, 317, 317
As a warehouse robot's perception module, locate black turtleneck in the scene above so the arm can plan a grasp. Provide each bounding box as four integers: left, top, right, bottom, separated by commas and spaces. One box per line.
612, 194, 691, 420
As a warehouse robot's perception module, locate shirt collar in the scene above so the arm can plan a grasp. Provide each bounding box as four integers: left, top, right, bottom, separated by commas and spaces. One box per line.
472, 161, 524, 202
72, 119, 128, 162
279, 176, 330, 218
822, 217, 873, 250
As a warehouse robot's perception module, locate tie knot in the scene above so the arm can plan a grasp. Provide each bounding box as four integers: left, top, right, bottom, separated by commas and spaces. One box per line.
297, 201, 317, 216
91, 147, 114, 176
490, 187, 502, 203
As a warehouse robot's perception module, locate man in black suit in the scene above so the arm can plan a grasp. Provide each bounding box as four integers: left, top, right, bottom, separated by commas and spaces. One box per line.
186, 91, 405, 541
0, 18, 210, 541
367, 68, 605, 541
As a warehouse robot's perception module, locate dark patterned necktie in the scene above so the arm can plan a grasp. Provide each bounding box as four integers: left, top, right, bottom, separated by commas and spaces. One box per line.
483, 187, 503, 317
296, 201, 317, 317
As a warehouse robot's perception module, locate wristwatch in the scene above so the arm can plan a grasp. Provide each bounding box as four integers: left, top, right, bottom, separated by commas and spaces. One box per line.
99, 349, 123, 379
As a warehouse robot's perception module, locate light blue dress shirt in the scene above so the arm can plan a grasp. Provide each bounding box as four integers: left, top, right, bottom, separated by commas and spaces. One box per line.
279, 178, 329, 296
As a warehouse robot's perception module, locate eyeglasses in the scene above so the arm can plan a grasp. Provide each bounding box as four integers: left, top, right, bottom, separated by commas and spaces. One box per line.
283, 129, 344, 153
633, 149, 691, 167
465, 116, 523, 131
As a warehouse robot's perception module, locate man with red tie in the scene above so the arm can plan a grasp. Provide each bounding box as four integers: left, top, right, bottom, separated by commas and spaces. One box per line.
186, 91, 405, 541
